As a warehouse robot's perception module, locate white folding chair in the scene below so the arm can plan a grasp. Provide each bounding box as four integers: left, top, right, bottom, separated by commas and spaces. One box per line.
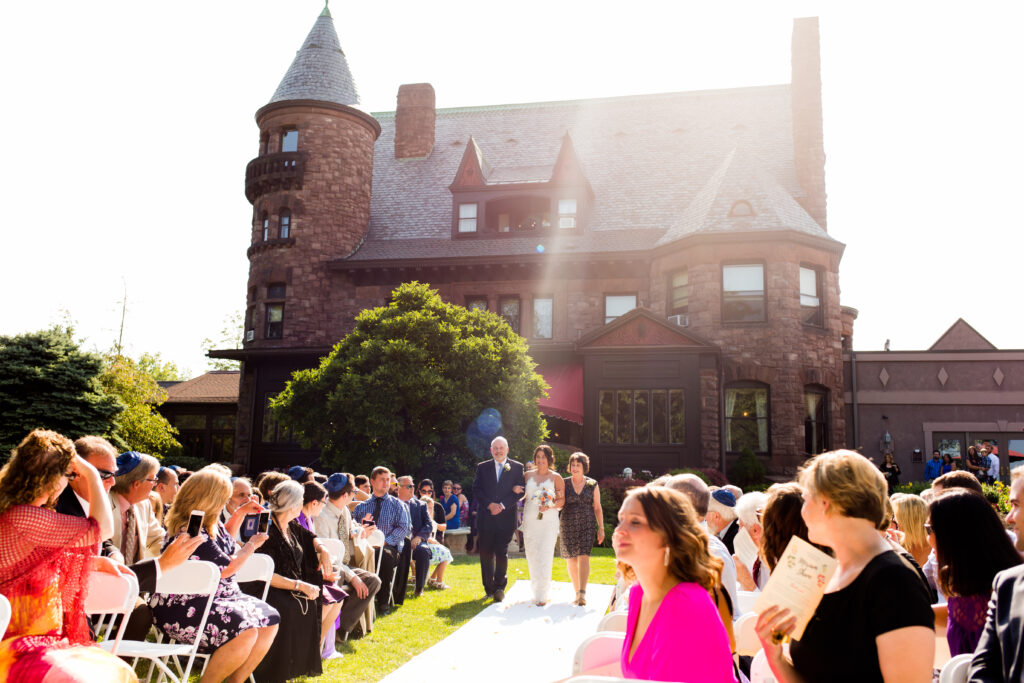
596, 611, 628, 633
0, 594, 11, 639
369, 530, 398, 608
101, 560, 220, 683
736, 590, 760, 615
234, 552, 275, 601
316, 537, 345, 569
750, 649, 776, 683
735, 612, 761, 656
572, 632, 625, 675
84, 570, 140, 654
939, 653, 974, 683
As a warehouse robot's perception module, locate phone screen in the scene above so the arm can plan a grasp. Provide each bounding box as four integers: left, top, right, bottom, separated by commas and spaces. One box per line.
258, 511, 270, 534
186, 510, 205, 537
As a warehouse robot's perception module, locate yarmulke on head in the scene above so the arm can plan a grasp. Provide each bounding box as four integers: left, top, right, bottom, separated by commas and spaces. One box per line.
116, 451, 144, 477
711, 488, 737, 508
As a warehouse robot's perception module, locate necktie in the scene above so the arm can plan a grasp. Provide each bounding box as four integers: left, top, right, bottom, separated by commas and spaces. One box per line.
122, 505, 139, 563
496, 461, 503, 482
372, 495, 384, 523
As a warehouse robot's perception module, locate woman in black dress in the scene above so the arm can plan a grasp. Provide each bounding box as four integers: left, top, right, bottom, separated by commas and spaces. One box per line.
879, 452, 901, 494
253, 480, 339, 683
154, 468, 280, 683
559, 452, 605, 606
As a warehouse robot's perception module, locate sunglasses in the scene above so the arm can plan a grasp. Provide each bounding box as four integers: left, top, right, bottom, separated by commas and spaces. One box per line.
96, 468, 116, 481
924, 523, 933, 533
421, 489, 433, 495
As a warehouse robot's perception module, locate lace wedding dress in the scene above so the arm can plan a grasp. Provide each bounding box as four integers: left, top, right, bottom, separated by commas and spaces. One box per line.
521, 476, 560, 603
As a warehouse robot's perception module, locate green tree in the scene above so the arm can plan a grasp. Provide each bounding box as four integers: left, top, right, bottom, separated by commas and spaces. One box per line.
137, 352, 188, 382
202, 311, 243, 371
0, 327, 122, 456
100, 355, 182, 458
272, 282, 548, 480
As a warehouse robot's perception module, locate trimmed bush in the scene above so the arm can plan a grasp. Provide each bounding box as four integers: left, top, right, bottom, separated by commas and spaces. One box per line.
730, 447, 766, 489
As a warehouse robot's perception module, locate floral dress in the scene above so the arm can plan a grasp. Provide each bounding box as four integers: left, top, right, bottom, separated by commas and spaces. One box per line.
560, 477, 598, 559
150, 523, 280, 652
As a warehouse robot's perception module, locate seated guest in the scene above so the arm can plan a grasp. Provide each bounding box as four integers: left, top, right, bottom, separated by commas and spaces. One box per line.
257, 471, 289, 503
353, 467, 410, 615
0, 430, 136, 681
969, 469, 1024, 682
221, 476, 254, 525
607, 561, 637, 613
890, 494, 930, 569
58, 435, 122, 560
734, 491, 769, 591
440, 480, 460, 530
295, 481, 345, 654
613, 485, 735, 682
932, 469, 984, 495
148, 491, 165, 525
153, 465, 179, 517
665, 474, 738, 619
756, 449, 935, 683
312, 473, 381, 636
928, 488, 1021, 657
759, 483, 832, 574
254, 481, 339, 682
288, 466, 314, 484
153, 468, 280, 683
395, 475, 434, 600
706, 488, 740, 553
109, 451, 166, 563
417, 480, 453, 589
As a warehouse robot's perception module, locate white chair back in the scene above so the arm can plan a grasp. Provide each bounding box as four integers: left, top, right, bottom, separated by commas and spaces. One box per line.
735, 612, 761, 656
572, 632, 626, 675
234, 553, 275, 601
0, 594, 10, 639
596, 611, 628, 633
736, 590, 760, 615
317, 537, 345, 566
367, 528, 386, 548
939, 653, 974, 683
750, 649, 776, 683
84, 570, 140, 654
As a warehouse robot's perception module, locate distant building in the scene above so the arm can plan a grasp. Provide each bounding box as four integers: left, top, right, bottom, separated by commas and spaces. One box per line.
158, 371, 240, 463
212, 8, 845, 476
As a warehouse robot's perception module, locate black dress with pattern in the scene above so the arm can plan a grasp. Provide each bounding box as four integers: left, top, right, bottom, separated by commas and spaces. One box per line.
560, 477, 598, 559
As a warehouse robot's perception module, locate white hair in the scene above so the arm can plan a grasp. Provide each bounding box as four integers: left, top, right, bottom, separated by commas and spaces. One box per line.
707, 496, 738, 522
491, 436, 508, 448
736, 491, 768, 528
723, 484, 743, 499
269, 480, 303, 512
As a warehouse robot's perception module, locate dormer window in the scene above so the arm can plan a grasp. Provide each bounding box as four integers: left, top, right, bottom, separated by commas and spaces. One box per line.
558, 199, 577, 229
729, 200, 754, 217
458, 203, 477, 233
489, 196, 550, 232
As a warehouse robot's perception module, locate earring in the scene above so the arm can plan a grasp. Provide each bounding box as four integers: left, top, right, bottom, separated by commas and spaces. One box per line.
663, 546, 670, 567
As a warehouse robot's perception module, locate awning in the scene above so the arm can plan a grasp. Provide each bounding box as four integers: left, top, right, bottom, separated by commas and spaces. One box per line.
535, 363, 584, 424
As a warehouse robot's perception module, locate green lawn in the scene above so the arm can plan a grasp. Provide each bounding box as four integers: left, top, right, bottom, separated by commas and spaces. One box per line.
302, 548, 618, 682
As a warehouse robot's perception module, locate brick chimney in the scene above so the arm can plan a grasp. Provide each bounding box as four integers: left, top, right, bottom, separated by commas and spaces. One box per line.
395, 83, 435, 159
791, 17, 827, 230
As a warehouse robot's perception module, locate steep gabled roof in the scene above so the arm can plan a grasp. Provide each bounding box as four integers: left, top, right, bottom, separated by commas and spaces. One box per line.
656, 145, 834, 247
268, 8, 359, 107
929, 318, 998, 351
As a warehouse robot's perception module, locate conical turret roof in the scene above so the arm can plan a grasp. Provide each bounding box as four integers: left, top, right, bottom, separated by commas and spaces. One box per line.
268, 7, 359, 107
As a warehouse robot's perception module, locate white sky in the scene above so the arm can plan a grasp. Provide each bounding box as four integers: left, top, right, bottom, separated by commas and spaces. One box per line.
2, 1, 1022, 377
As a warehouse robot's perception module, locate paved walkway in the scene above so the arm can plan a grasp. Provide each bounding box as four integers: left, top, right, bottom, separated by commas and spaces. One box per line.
379, 580, 614, 683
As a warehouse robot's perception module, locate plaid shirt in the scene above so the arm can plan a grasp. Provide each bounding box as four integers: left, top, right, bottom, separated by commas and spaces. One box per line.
354, 494, 411, 552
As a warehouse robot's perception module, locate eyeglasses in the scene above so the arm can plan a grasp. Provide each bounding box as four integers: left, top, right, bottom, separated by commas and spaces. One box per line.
924, 523, 933, 533
64, 470, 78, 481
420, 489, 433, 495
96, 468, 116, 481
143, 477, 159, 484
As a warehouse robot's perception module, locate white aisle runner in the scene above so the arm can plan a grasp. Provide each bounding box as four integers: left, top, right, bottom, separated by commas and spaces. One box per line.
380, 580, 614, 683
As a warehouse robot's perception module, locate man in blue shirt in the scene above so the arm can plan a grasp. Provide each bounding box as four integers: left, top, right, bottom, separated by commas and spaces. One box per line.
924, 449, 943, 480
394, 475, 434, 602
354, 466, 411, 615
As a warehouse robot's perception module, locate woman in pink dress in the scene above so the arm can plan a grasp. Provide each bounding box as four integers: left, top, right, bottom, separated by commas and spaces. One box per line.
613, 485, 736, 682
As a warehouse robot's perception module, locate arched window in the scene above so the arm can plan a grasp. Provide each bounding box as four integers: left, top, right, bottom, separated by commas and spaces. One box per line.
725, 381, 769, 456
279, 209, 291, 239
261, 212, 270, 241
804, 385, 829, 455
729, 200, 755, 217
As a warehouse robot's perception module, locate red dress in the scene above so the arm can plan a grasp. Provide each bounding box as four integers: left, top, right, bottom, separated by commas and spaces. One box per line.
0, 505, 137, 682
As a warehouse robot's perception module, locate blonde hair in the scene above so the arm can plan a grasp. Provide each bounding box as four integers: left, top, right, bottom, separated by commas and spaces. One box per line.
798, 449, 888, 526
149, 491, 165, 524
892, 494, 929, 551
0, 430, 75, 514
165, 468, 231, 537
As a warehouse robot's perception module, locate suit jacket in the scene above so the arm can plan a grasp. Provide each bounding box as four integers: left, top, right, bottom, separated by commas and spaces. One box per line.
969, 563, 1024, 683
55, 486, 158, 592
109, 492, 165, 562
720, 519, 739, 555
405, 497, 433, 542
472, 458, 526, 532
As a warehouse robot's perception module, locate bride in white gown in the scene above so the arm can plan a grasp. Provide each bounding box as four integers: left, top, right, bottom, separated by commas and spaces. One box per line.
520, 445, 565, 605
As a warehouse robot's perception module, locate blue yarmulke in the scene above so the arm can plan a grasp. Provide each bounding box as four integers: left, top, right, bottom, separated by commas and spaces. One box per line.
288, 465, 306, 480
116, 451, 143, 477
711, 489, 737, 507
325, 473, 349, 494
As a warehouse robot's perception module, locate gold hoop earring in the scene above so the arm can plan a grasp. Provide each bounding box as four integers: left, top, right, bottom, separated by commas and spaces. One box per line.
663, 546, 670, 567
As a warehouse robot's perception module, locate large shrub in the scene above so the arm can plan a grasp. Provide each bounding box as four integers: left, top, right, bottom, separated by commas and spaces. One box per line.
730, 447, 767, 489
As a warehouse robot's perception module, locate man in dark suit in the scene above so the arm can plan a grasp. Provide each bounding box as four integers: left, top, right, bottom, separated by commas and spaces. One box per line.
969, 472, 1024, 682
472, 436, 525, 602
394, 475, 434, 602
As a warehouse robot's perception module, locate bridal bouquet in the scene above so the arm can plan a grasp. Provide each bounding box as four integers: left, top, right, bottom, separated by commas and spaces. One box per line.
532, 488, 555, 519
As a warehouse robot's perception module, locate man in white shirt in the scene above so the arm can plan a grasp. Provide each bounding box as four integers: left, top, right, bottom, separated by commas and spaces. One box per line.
986, 449, 1001, 484
707, 489, 740, 553
109, 451, 166, 563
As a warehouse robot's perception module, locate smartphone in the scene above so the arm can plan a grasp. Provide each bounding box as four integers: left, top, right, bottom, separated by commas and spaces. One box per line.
186, 510, 205, 538
257, 511, 270, 534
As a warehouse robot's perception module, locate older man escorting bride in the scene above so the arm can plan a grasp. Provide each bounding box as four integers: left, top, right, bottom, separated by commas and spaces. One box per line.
520, 445, 565, 605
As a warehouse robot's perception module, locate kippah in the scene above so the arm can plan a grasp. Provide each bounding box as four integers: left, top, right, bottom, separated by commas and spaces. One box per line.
325, 473, 349, 493
116, 451, 143, 477
287, 465, 306, 480
711, 489, 737, 507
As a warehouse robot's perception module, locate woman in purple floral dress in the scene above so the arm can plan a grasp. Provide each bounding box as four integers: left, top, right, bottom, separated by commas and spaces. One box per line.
151, 469, 280, 681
